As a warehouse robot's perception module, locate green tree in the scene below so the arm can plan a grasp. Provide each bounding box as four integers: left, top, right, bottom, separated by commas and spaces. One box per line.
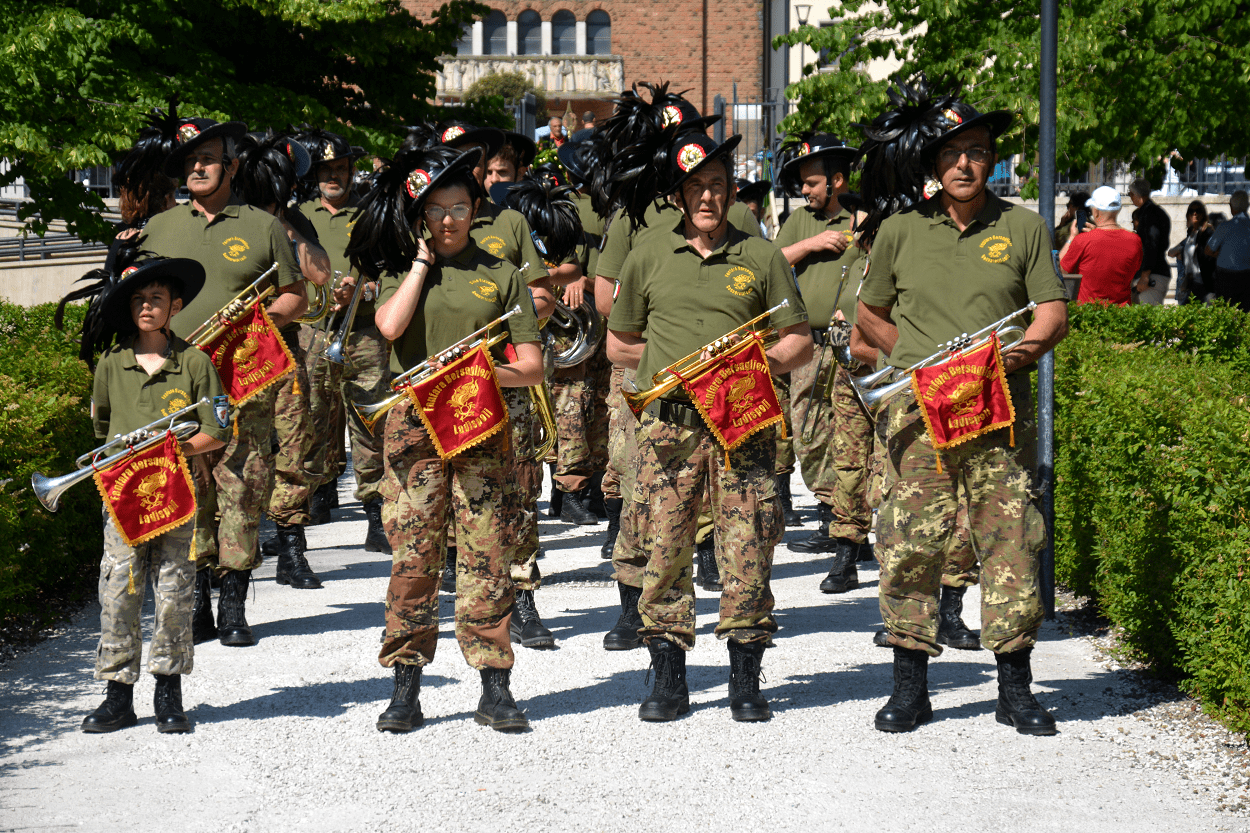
464, 70, 548, 114
0, 0, 491, 242
774, 1, 1250, 194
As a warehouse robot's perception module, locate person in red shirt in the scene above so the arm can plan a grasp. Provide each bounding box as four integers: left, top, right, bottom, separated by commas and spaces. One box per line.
1059, 185, 1143, 306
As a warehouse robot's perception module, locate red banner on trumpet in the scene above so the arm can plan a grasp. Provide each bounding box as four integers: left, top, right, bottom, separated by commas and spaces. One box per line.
93, 432, 197, 547
910, 332, 1015, 451
406, 345, 508, 460
681, 334, 785, 451
199, 302, 294, 405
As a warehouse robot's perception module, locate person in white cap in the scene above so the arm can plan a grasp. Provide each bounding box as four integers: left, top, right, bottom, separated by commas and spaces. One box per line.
1059, 185, 1143, 306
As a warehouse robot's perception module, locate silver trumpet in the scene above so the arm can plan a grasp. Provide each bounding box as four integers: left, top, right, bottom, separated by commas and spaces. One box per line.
850, 302, 1037, 417
316, 272, 368, 366
31, 397, 226, 512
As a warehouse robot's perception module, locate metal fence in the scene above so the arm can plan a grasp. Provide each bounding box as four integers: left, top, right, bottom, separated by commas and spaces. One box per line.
711, 86, 796, 188
0, 198, 111, 263
987, 155, 1250, 199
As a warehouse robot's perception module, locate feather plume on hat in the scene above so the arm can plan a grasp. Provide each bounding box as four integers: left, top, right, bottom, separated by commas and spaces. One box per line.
55, 240, 143, 370
112, 98, 181, 225
232, 129, 304, 210
504, 176, 583, 265
855, 74, 957, 246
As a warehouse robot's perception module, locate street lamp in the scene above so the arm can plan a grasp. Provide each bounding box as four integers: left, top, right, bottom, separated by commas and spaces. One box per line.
795, 4, 812, 78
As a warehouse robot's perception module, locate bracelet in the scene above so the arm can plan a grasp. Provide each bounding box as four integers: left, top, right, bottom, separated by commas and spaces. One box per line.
413, 258, 432, 269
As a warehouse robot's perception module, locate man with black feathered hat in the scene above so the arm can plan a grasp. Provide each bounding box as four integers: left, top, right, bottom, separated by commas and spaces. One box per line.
855, 80, 1069, 735
774, 134, 875, 596
296, 128, 394, 555
140, 115, 308, 648
606, 128, 812, 723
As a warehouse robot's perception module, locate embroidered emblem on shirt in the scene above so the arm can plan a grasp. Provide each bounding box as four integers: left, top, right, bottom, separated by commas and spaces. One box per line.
161, 388, 191, 416
480, 235, 507, 256
470, 278, 498, 301
223, 237, 249, 263
725, 266, 757, 297
979, 235, 1012, 264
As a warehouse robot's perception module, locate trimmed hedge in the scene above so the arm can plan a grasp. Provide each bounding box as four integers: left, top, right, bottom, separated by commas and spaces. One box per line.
1055, 301, 1250, 733
0, 301, 101, 627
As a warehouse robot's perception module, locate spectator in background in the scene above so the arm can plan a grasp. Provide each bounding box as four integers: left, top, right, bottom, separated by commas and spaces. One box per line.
582, 111, 595, 130
1205, 189, 1250, 311
547, 116, 567, 148
1053, 190, 1091, 250
1059, 186, 1142, 307
1129, 178, 1171, 304
1168, 200, 1216, 304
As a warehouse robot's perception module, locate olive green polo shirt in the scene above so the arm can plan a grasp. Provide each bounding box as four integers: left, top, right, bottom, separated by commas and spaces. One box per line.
596, 200, 765, 281
377, 240, 542, 375
859, 194, 1067, 371
729, 201, 765, 240
140, 201, 303, 341
608, 212, 807, 387
472, 202, 548, 287
92, 334, 230, 443
573, 191, 603, 281
774, 205, 864, 328
298, 197, 376, 322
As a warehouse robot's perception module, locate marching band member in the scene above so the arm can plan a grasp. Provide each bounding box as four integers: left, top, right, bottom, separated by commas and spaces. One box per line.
607, 130, 811, 722
141, 116, 306, 647
62, 249, 229, 733
346, 146, 543, 733
855, 79, 1068, 734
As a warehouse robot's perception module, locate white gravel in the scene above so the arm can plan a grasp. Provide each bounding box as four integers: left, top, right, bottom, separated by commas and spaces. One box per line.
2, 473, 1248, 833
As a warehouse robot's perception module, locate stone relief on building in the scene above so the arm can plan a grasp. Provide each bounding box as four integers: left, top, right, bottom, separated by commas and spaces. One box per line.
436, 56, 625, 98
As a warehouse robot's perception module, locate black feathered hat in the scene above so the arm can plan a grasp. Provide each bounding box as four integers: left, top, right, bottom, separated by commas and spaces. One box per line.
113, 98, 182, 197
659, 132, 742, 198
735, 178, 773, 205
919, 100, 1012, 161
345, 145, 483, 278
501, 131, 539, 168
56, 245, 205, 369
435, 121, 505, 163
232, 131, 310, 209
491, 175, 583, 265
777, 133, 859, 197
162, 117, 248, 178
301, 128, 366, 168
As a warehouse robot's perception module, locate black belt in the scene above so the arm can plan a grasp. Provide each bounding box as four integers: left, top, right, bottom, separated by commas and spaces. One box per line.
642, 398, 706, 430
810, 326, 829, 345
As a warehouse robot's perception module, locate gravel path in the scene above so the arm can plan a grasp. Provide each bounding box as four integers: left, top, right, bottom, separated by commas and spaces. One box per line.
2, 474, 1248, 833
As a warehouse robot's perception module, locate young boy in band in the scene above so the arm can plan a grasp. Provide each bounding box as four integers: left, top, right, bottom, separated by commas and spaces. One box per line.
79, 256, 230, 734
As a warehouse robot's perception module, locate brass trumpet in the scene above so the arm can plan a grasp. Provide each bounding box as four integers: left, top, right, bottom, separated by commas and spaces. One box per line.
185, 264, 280, 347
31, 397, 226, 512
850, 302, 1038, 416
349, 305, 523, 433
529, 382, 558, 462
623, 300, 790, 415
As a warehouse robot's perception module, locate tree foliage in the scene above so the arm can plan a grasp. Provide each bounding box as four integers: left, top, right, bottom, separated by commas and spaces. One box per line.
774, 1, 1250, 193
0, 0, 491, 241
464, 69, 548, 114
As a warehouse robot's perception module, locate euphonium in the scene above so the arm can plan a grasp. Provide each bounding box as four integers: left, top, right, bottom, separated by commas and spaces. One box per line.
544, 298, 604, 368
623, 299, 790, 415
31, 398, 225, 512
349, 305, 523, 433
185, 264, 280, 347
295, 278, 334, 325
850, 302, 1038, 416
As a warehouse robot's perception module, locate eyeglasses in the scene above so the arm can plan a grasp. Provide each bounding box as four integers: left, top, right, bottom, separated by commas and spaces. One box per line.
424, 203, 472, 222
938, 146, 993, 166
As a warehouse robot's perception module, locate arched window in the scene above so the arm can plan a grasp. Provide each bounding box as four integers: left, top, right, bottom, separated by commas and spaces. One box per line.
587, 10, 611, 55
552, 10, 576, 54
483, 10, 506, 56
517, 10, 541, 55
454, 23, 473, 56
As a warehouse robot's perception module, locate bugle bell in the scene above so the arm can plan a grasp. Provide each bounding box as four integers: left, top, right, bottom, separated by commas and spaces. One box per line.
185, 264, 280, 347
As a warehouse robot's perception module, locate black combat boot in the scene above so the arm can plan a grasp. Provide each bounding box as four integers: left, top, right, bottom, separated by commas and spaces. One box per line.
936, 586, 981, 650
697, 535, 722, 592
217, 569, 255, 646
600, 498, 623, 560
442, 547, 457, 594
858, 539, 876, 562
789, 503, 835, 552
603, 582, 644, 650
153, 674, 192, 733
818, 539, 859, 593
275, 523, 322, 589
363, 499, 391, 554
584, 471, 608, 518
307, 481, 334, 526
475, 668, 529, 731
995, 648, 1058, 735
546, 464, 563, 518
81, 679, 137, 733
191, 568, 217, 645
510, 589, 555, 649
777, 475, 801, 527
559, 487, 599, 525
727, 640, 771, 722
874, 646, 933, 732
639, 639, 690, 722
872, 629, 891, 647
376, 664, 423, 733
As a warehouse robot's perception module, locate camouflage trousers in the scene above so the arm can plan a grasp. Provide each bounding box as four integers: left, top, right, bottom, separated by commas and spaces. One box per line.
773, 374, 795, 476
191, 384, 277, 572
377, 399, 515, 670
550, 337, 610, 493
877, 373, 1045, 656
503, 386, 541, 591
634, 414, 783, 648
96, 511, 195, 683
268, 338, 314, 525
302, 322, 391, 503
606, 366, 652, 588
